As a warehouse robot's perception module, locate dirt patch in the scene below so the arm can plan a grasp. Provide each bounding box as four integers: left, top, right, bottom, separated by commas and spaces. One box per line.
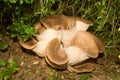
0, 36, 120, 80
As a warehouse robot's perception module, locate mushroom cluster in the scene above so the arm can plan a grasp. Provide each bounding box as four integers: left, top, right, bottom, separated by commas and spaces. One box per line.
19, 15, 105, 73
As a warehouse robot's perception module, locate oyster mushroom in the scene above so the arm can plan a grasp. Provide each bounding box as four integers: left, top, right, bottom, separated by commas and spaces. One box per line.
45, 38, 68, 69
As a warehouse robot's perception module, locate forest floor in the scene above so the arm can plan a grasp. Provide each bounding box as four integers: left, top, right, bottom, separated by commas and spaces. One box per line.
0, 35, 120, 80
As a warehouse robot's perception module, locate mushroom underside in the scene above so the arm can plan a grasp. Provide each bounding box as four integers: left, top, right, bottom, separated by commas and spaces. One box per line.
45, 56, 67, 69
69, 31, 99, 58
18, 37, 38, 49
46, 38, 68, 66
67, 58, 96, 73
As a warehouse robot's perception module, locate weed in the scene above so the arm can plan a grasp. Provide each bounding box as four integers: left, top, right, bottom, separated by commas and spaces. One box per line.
80, 73, 92, 80
0, 59, 19, 80
107, 73, 116, 80
7, 19, 37, 41
0, 42, 9, 50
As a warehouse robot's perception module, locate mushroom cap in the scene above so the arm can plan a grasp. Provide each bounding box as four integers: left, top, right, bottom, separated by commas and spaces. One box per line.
69, 31, 100, 58
18, 37, 38, 49
45, 38, 68, 68
67, 62, 95, 73
64, 46, 90, 65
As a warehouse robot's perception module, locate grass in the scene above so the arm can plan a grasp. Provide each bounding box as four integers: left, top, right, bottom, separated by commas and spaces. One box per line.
0, 59, 19, 80
80, 73, 93, 80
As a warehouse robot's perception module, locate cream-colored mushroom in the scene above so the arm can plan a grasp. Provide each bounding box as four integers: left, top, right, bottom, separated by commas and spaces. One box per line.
45, 38, 68, 69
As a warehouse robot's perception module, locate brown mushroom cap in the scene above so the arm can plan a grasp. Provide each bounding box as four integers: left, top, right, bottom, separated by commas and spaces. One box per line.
69, 31, 100, 58
18, 37, 38, 49
67, 62, 95, 73
45, 38, 68, 68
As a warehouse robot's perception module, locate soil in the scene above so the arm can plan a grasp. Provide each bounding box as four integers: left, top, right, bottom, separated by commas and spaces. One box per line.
0, 35, 120, 80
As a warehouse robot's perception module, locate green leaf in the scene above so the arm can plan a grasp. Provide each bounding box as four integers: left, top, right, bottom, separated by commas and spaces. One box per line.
8, 60, 19, 68
0, 69, 8, 78
3, 0, 9, 2
24, 0, 33, 4
19, 0, 24, 5
0, 43, 9, 50
0, 59, 7, 67
6, 60, 19, 74
80, 74, 92, 80
9, 0, 18, 3
4, 74, 11, 80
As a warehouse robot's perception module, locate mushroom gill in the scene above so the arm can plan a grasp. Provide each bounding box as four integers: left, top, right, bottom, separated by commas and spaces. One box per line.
45, 38, 68, 68
69, 31, 101, 58
64, 46, 90, 66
